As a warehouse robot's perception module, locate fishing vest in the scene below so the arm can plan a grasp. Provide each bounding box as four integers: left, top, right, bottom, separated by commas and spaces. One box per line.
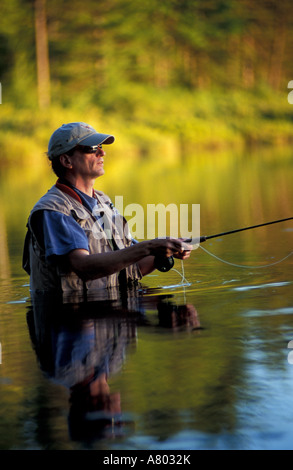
23, 184, 142, 296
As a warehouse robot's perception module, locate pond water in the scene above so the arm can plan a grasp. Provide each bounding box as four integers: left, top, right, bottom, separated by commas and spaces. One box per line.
0, 146, 293, 450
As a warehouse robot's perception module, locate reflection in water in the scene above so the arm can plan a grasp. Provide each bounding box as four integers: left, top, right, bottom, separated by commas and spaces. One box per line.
157, 301, 201, 331
26, 287, 200, 445
0, 204, 10, 280
2, 148, 292, 449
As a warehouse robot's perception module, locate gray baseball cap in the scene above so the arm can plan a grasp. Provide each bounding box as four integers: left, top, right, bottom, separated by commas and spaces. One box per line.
48, 122, 115, 160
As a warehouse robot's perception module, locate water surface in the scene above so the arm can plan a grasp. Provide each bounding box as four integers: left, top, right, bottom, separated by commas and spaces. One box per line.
0, 147, 293, 450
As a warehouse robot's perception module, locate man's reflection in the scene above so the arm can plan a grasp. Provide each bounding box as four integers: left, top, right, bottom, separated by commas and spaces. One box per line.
157, 301, 201, 331
26, 287, 201, 445
27, 289, 142, 443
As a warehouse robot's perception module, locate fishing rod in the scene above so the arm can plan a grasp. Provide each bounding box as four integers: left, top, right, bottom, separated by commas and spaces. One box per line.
188, 216, 293, 245
155, 216, 293, 272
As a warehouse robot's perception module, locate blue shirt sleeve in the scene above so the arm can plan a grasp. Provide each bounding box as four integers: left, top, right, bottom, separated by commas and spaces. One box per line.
42, 210, 89, 259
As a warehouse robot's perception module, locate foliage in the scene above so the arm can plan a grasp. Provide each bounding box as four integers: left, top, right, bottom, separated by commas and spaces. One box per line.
0, 0, 293, 165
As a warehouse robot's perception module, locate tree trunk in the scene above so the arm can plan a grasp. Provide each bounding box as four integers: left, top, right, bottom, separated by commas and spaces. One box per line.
35, 0, 50, 108
268, 25, 287, 90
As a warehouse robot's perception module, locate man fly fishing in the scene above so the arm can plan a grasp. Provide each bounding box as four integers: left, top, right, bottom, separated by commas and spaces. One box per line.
23, 122, 192, 297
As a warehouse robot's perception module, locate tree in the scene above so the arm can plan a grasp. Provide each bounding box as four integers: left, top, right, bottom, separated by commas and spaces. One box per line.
35, 0, 50, 108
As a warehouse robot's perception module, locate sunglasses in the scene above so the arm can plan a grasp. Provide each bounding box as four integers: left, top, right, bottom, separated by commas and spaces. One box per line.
77, 144, 103, 154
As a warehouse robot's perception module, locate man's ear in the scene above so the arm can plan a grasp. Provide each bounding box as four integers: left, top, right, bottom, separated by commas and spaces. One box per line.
59, 154, 73, 169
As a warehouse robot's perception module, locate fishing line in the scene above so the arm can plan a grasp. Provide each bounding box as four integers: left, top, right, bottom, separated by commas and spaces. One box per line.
169, 246, 293, 287
160, 261, 191, 290
198, 245, 293, 269
169, 262, 190, 285
158, 216, 293, 286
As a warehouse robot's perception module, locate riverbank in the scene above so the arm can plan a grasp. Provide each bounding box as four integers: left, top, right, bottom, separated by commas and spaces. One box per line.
1, 86, 293, 169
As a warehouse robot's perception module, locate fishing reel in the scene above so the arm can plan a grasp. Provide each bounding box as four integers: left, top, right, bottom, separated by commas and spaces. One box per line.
154, 255, 174, 272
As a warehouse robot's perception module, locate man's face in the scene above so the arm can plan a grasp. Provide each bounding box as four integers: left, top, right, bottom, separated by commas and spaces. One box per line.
69, 145, 106, 179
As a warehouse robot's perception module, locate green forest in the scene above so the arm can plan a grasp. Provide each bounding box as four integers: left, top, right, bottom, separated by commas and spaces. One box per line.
1, 0, 293, 167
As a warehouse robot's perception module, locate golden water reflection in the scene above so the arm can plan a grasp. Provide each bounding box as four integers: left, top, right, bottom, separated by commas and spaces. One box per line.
0, 146, 293, 449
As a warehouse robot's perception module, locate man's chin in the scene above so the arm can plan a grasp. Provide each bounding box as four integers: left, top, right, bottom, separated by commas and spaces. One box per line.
94, 168, 105, 178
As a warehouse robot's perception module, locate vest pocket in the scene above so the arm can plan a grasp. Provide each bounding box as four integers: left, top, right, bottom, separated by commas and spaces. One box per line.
60, 271, 86, 292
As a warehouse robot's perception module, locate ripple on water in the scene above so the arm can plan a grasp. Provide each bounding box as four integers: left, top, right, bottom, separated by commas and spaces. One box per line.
232, 281, 291, 292
243, 307, 293, 318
